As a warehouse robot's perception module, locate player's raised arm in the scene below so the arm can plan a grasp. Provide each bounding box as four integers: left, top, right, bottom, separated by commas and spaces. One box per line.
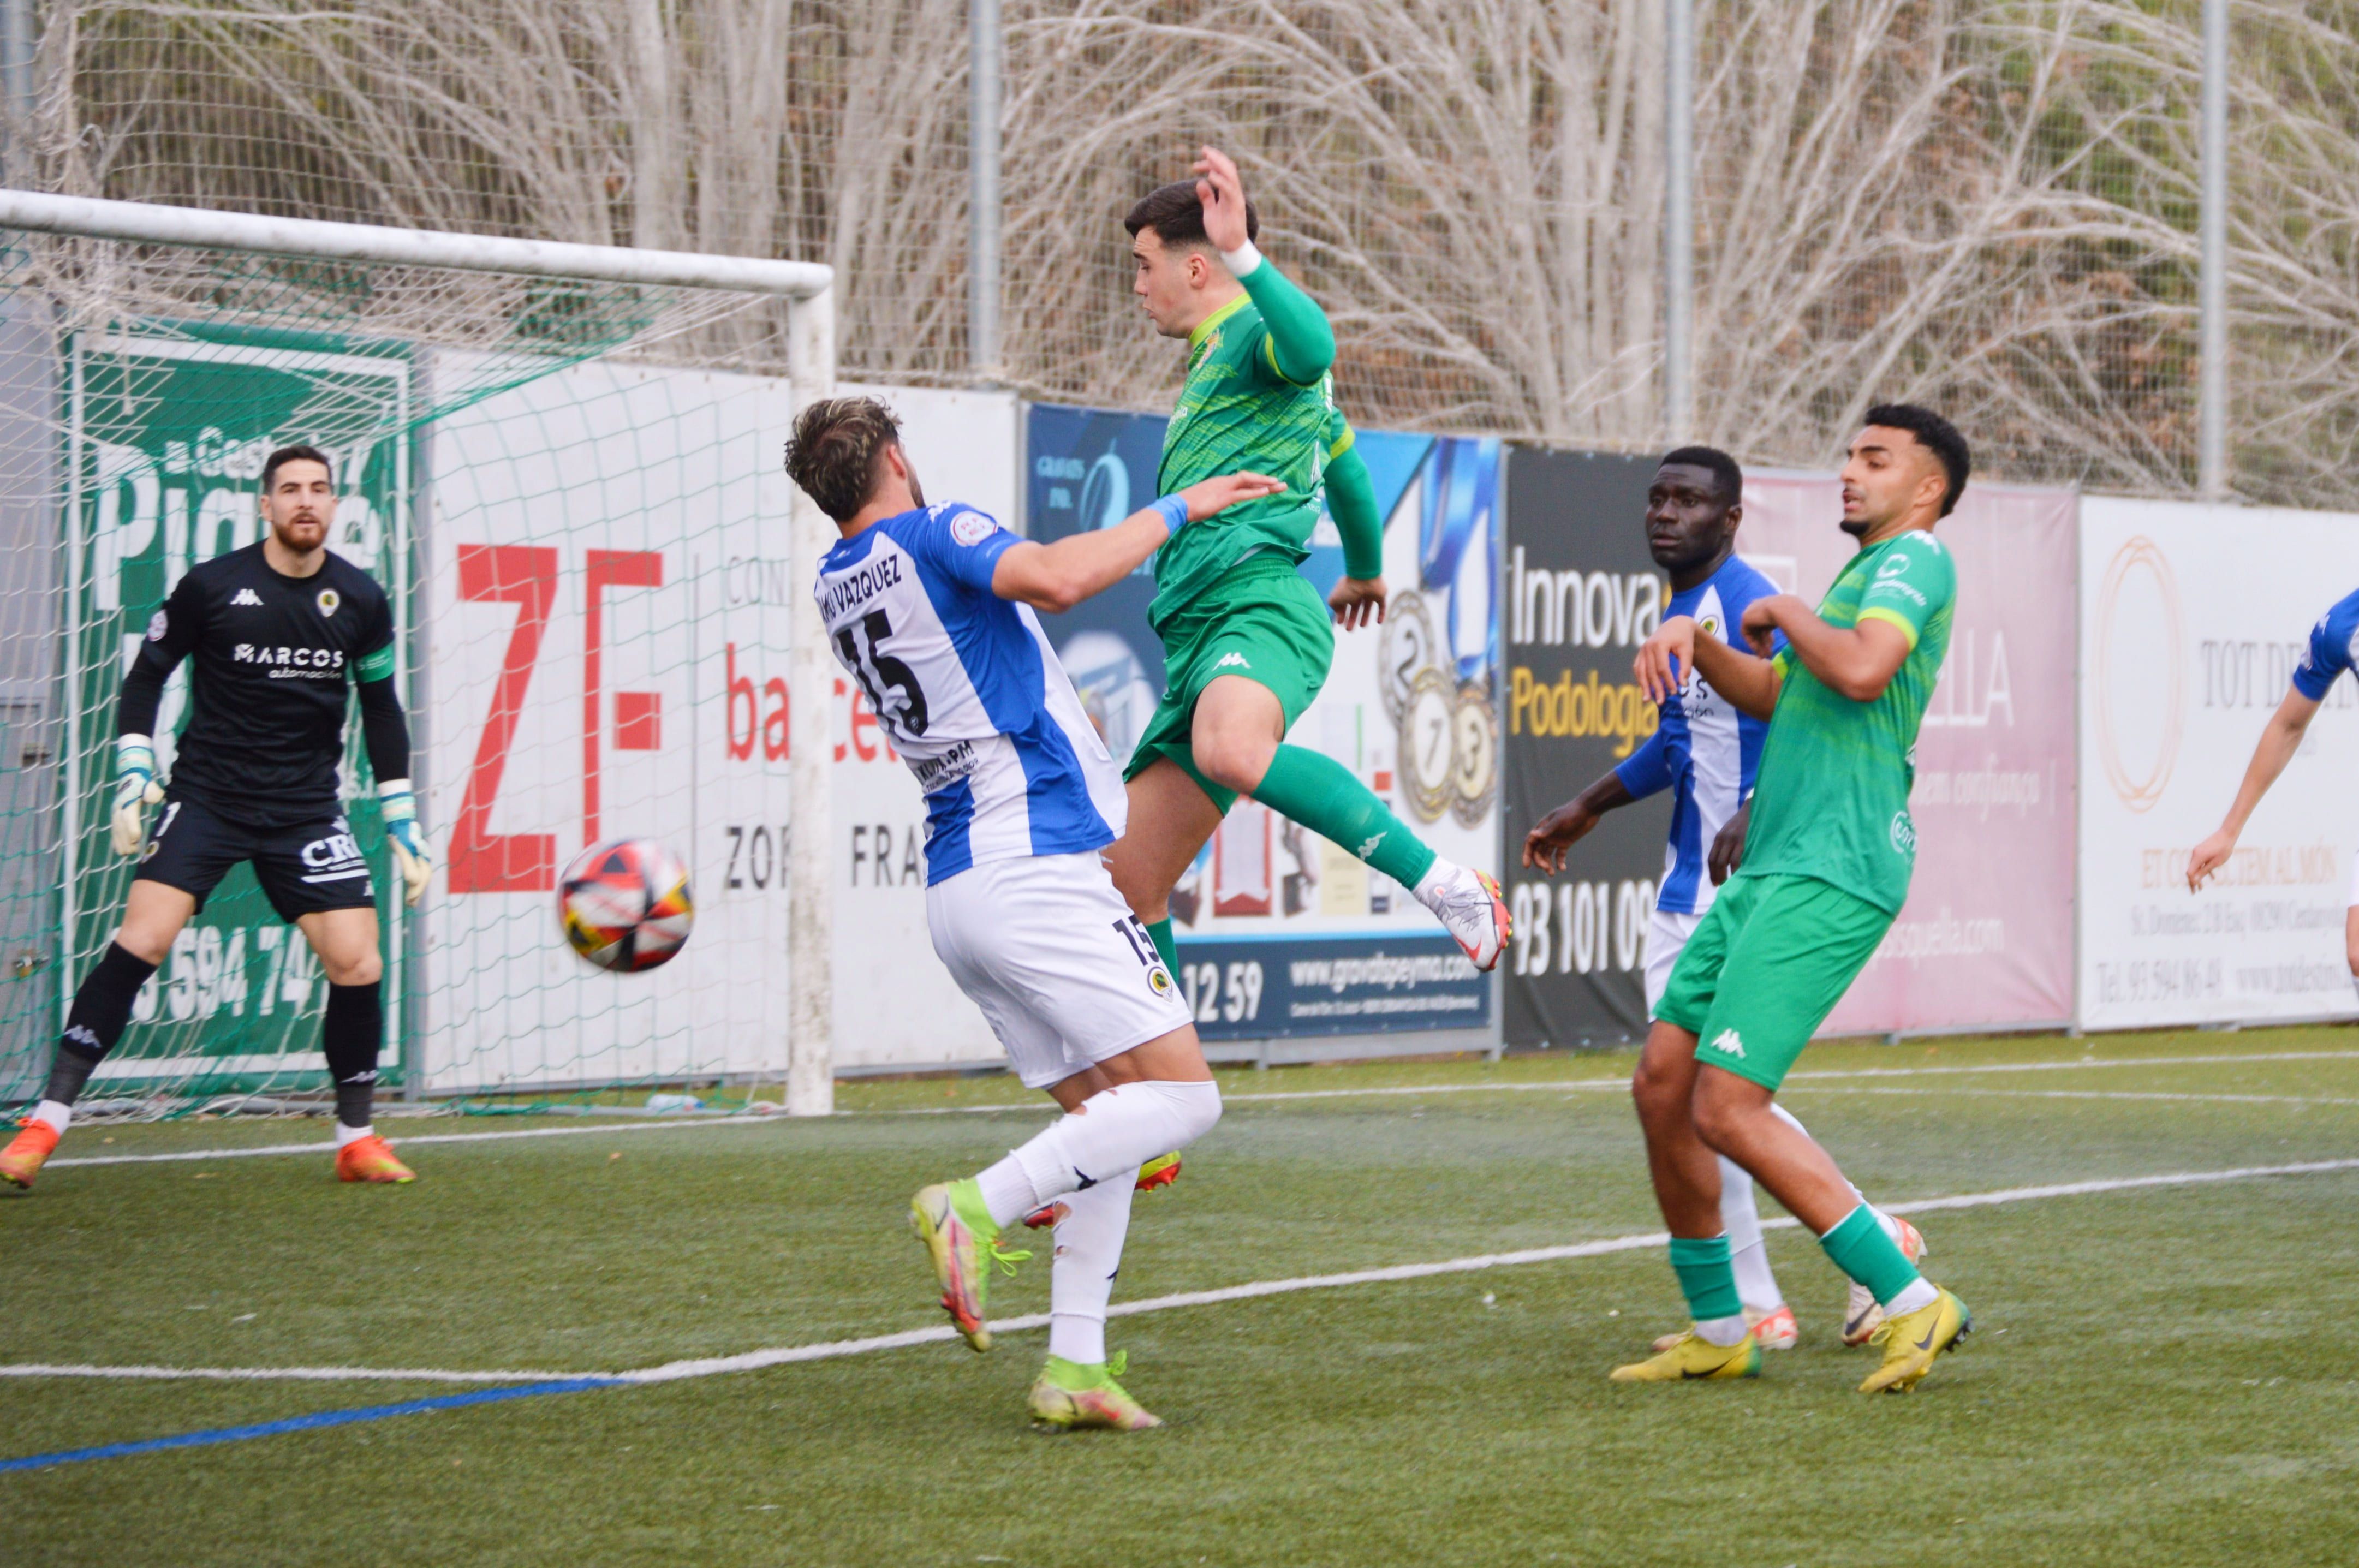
989, 473, 1286, 613
1196, 146, 1335, 387
1323, 417, 1387, 631
1635, 613, 1784, 720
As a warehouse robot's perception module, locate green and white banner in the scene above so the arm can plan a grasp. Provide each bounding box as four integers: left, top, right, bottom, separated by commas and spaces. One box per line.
64, 329, 411, 1091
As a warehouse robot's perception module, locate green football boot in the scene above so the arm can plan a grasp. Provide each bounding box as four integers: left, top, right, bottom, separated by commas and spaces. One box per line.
908, 1178, 1030, 1352
1028, 1352, 1164, 1433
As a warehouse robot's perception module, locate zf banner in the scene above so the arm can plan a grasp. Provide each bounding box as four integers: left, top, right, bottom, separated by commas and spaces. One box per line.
1735, 476, 2076, 1036
2078, 497, 2359, 1029
65, 330, 410, 1090
1498, 448, 1671, 1047
1027, 404, 1500, 1041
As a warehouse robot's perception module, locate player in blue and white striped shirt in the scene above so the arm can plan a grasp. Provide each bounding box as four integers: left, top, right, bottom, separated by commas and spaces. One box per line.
791, 396, 1283, 1433
1524, 447, 1920, 1351
2189, 586, 2359, 987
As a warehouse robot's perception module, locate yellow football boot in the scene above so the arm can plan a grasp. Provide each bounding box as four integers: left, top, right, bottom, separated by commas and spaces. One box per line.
1610, 1328, 1761, 1382
1028, 1352, 1163, 1433
1860, 1287, 1972, 1394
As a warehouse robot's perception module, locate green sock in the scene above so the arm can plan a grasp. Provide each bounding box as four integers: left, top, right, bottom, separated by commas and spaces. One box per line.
1818, 1203, 1921, 1307
1146, 918, 1179, 975
1248, 744, 1438, 888
1667, 1235, 1742, 1323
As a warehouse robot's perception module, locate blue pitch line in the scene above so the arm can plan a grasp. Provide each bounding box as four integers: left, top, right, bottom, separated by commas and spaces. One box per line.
0, 1377, 623, 1474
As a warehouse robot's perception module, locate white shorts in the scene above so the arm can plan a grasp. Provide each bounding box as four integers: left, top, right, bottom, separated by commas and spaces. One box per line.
926, 850, 1192, 1090
1643, 905, 1706, 1016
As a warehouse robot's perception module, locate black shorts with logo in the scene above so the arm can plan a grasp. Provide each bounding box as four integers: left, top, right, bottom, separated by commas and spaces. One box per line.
138, 794, 378, 921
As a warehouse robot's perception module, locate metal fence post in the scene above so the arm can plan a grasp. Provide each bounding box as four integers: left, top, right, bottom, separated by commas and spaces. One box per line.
1664, 0, 1695, 447
2198, 0, 2227, 499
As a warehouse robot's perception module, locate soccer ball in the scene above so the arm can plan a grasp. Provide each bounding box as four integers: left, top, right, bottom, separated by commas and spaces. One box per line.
558, 839, 694, 973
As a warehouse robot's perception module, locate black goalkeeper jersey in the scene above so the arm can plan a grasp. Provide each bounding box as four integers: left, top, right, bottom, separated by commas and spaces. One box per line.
124, 543, 399, 830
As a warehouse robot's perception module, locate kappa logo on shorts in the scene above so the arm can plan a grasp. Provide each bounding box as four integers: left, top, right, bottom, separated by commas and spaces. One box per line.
1214, 651, 1252, 670
1709, 1028, 1746, 1058
230, 588, 264, 607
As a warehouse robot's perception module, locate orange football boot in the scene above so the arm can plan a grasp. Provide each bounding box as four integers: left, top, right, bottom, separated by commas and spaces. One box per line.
0, 1118, 61, 1191
335, 1134, 415, 1184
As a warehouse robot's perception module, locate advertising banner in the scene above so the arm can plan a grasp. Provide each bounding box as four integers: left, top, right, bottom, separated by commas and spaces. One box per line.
1498, 448, 1673, 1047
2077, 497, 2359, 1029
1026, 404, 1500, 1041
424, 369, 1022, 1087
1732, 474, 2076, 1035
66, 330, 411, 1089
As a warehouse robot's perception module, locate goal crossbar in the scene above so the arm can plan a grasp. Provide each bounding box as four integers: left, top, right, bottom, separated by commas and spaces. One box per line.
0, 189, 834, 300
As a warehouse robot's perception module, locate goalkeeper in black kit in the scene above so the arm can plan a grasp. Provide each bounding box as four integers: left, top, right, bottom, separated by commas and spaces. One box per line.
1, 446, 434, 1190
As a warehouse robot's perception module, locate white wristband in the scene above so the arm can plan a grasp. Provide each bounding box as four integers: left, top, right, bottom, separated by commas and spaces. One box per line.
1219, 240, 1263, 279
377, 777, 413, 798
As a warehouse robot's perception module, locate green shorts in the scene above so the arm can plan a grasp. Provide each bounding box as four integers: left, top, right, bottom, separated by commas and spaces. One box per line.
1125, 554, 1335, 815
1654, 872, 1893, 1090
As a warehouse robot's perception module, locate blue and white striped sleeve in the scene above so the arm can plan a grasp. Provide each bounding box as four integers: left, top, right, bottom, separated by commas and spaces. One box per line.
2291, 589, 2359, 701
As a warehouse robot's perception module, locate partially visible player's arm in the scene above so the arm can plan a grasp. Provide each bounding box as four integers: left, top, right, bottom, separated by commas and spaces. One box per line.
109, 577, 204, 856
990, 472, 1285, 613
1640, 618, 1782, 720
2187, 685, 2323, 890
1195, 145, 1335, 386
1325, 422, 1387, 630
353, 624, 433, 907
1522, 727, 1671, 875
1746, 532, 1956, 705
1741, 594, 1909, 703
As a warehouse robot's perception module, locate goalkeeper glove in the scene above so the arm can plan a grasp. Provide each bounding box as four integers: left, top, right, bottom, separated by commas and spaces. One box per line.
379, 778, 434, 907
109, 734, 165, 858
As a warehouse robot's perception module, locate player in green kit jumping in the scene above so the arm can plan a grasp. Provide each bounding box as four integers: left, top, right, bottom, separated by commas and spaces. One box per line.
1612, 405, 1975, 1395
1103, 148, 1512, 986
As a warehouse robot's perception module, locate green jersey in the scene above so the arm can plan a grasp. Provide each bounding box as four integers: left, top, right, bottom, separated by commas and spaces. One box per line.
1738, 529, 1957, 915
1152, 264, 1335, 629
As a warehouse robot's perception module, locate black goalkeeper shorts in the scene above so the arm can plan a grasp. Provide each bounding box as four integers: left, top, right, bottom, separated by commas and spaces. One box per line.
138, 794, 378, 921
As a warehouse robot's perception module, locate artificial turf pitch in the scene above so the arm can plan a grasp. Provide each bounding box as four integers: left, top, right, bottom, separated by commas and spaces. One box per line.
4, 1027, 2358, 1565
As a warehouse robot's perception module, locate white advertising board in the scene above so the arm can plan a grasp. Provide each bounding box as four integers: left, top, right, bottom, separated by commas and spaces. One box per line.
419, 365, 1015, 1089
2077, 496, 2359, 1029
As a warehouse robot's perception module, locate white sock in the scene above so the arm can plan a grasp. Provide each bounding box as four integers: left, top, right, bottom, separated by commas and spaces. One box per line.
1046, 1167, 1136, 1366
973, 1080, 1221, 1230
31, 1100, 70, 1136
1885, 1277, 1939, 1316
1410, 857, 1462, 910
1694, 1313, 1750, 1348
1719, 1155, 1782, 1313
333, 1121, 373, 1149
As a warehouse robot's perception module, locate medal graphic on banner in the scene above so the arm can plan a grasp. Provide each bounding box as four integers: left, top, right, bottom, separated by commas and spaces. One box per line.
1391, 438, 1500, 825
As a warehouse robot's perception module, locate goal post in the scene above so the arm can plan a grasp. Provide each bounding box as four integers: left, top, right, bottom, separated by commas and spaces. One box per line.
0, 190, 837, 1117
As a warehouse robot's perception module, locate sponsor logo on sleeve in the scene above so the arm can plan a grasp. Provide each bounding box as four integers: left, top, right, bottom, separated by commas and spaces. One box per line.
1890, 809, 1917, 855
145, 610, 167, 641
950, 511, 997, 547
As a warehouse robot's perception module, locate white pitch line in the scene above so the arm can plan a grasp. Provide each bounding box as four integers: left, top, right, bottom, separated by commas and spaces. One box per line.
44, 1113, 787, 1170
12, 1154, 2357, 1387
879, 1047, 2359, 1116
0, 1363, 577, 1384
1797, 1086, 2359, 1108
42, 1046, 2359, 1171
